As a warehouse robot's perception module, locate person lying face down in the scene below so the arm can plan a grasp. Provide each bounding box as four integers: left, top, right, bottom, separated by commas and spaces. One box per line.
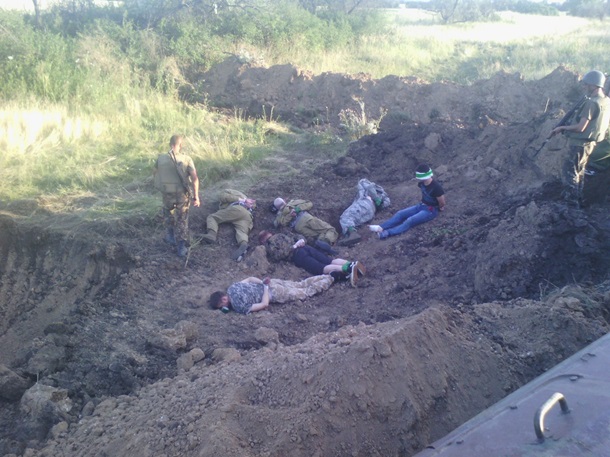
208, 275, 335, 314
272, 197, 339, 245
258, 231, 366, 287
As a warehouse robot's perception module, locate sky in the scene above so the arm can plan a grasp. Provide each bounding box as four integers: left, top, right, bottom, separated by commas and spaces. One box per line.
0, 0, 59, 11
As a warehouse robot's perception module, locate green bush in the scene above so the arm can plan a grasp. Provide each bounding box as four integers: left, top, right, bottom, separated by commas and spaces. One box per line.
0, 14, 79, 101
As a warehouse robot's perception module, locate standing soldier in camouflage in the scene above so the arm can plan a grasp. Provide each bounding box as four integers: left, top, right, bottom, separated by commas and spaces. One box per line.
201, 189, 256, 261
154, 134, 200, 258
551, 70, 610, 206
338, 178, 391, 247
273, 197, 338, 246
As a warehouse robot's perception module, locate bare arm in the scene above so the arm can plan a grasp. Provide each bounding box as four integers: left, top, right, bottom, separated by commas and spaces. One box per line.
188, 169, 200, 207
249, 285, 270, 312
552, 117, 590, 136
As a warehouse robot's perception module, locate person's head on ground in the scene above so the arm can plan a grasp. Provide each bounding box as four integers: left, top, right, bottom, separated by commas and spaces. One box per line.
273, 197, 286, 211
243, 198, 257, 210
209, 291, 229, 310
169, 134, 183, 153
581, 70, 606, 95
415, 164, 434, 184
258, 230, 273, 245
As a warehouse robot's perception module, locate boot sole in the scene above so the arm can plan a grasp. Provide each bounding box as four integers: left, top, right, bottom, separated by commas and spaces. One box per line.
337, 235, 362, 247
232, 244, 248, 261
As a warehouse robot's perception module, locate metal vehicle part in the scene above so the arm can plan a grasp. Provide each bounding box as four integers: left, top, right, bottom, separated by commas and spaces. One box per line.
414, 332, 610, 456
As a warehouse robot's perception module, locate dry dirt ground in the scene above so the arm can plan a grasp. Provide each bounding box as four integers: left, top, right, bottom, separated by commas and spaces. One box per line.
1, 60, 610, 457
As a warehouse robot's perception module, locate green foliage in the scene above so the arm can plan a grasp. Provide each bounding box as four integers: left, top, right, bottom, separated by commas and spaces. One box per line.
0, 14, 80, 101
425, 0, 560, 22
494, 0, 560, 16
338, 99, 386, 141
209, 1, 378, 53
2, 2, 610, 219
430, 0, 498, 23
563, 0, 610, 19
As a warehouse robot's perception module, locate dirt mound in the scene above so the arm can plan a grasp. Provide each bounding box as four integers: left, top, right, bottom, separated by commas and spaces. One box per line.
199, 57, 579, 127
1, 61, 610, 457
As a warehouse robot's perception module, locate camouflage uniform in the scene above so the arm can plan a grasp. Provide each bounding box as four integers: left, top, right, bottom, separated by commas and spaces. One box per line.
227, 275, 334, 315
274, 199, 338, 244
563, 94, 610, 202
205, 189, 254, 245
339, 179, 391, 235
154, 151, 196, 243
265, 233, 302, 262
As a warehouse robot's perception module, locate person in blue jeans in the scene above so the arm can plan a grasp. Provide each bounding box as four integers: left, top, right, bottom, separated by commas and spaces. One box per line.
369, 164, 446, 240
258, 231, 366, 287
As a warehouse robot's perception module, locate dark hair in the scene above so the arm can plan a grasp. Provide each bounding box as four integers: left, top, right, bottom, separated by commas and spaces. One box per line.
209, 291, 227, 309
169, 134, 183, 147
416, 163, 431, 174
258, 230, 273, 245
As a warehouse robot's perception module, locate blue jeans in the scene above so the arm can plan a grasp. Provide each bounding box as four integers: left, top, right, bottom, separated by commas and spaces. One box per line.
380, 203, 438, 238
292, 245, 332, 276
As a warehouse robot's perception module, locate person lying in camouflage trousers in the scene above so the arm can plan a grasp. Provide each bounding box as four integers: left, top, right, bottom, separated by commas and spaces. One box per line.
258, 231, 366, 287
208, 275, 335, 314
338, 178, 391, 247
272, 197, 338, 245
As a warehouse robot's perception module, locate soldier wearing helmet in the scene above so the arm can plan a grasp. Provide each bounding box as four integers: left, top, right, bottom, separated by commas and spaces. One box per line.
551, 70, 610, 206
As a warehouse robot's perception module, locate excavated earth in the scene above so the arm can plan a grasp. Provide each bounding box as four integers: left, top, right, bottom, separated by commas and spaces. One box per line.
1, 60, 609, 457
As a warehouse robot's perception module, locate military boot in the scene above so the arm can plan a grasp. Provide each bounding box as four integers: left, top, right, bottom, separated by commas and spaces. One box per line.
201, 231, 217, 244
163, 227, 176, 246
337, 230, 361, 247
177, 240, 188, 258
232, 242, 248, 262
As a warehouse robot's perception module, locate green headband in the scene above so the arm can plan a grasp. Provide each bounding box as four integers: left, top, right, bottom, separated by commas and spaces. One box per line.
415, 169, 433, 180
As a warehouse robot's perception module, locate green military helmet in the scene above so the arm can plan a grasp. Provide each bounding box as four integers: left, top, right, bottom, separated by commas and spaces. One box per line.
582, 70, 605, 88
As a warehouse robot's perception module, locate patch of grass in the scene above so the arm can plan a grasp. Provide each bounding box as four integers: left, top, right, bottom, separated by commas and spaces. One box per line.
262, 10, 610, 83
0, 97, 289, 206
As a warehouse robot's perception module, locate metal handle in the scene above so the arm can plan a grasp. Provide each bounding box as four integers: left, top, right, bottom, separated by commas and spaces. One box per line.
534, 392, 570, 441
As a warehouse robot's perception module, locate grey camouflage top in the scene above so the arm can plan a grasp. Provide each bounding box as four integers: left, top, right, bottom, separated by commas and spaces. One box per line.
227, 282, 265, 314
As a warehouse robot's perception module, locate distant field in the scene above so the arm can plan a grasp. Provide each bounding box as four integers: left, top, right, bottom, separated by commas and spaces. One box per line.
1, 6, 609, 210
389, 9, 591, 42
265, 9, 610, 82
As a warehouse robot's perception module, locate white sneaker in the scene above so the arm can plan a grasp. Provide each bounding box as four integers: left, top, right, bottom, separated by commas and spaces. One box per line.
368, 225, 382, 233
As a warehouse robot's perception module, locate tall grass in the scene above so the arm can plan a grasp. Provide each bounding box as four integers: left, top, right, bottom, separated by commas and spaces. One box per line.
261, 10, 610, 83
0, 97, 285, 201
2, 6, 610, 223
0, 10, 288, 217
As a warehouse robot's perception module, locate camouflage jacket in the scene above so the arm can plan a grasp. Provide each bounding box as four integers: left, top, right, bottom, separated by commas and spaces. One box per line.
265, 233, 304, 262
273, 199, 313, 228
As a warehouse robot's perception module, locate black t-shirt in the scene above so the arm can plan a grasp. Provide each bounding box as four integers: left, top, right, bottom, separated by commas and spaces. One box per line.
419, 180, 444, 207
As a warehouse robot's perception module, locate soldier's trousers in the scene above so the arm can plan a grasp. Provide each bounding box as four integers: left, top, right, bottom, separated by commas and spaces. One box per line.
339, 198, 376, 235
294, 212, 338, 244
206, 205, 253, 245
562, 142, 596, 203
162, 192, 190, 242
269, 275, 334, 303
